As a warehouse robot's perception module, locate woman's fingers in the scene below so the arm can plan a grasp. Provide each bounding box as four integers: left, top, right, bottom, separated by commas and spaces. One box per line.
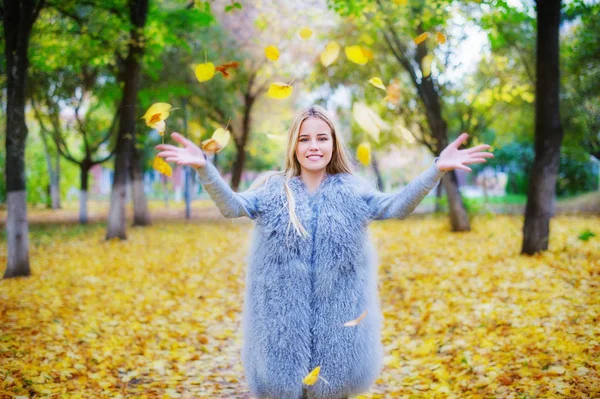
464, 158, 488, 164
156, 144, 181, 151
165, 156, 180, 163
468, 151, 494, 158
465, 144, 491, 153
450, 133, 469, 149
156, 150, 179, 158
171, 132, 191, 147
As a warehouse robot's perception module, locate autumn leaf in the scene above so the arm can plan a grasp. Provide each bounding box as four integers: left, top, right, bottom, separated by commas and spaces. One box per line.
422, 54, 434, 77
303, 366, 320, 385
267, 82, 293, 99
393, 0, 408, 4
384, 79, 401, 105
195, 62, 216, 82
152, 156, 172, 177
436, 32, 447, 44
201, 127, 231, 154
356, 142, 371, 166
320, 41, 340, 67
369, 77, 386, 91
142, 103, 172, 126
265, 45, 280, 61
352, 102, 389, 142
414, 32, 429, 45
343, 310, 367, 327
215, 62, 240, 78
397, 125, 416, 143
345, 45, 369, 65
298, 27, 313, 39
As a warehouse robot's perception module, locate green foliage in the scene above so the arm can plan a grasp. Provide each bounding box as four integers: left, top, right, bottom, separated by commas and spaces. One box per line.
578, 229, 596, 241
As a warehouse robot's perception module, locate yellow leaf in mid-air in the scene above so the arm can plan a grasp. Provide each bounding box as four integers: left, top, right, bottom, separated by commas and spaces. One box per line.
201, 128, 231, 154
368, 77, 386, 91
384, 79, 401, 104
352, 102, 389, 142
421, 54, 434, 77
265, 45, 280, 61
436, 32, 447, 44
303, 366, 321, 385
393, 0, 408, 4
195, 62, 216, 82
397, 125, 416, 143
344, 310, 368, 326
414, 32, 429, 45
345, 45, 369, 65
142, 103, 172, 126
356, 142, 371, 166
299, 27, 313, 39
267, 82, 293, 99
152, 156, 172, 177
320, 42, 340, 67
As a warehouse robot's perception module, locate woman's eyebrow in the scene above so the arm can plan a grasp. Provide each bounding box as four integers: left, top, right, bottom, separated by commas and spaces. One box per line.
299, 132, 330, 137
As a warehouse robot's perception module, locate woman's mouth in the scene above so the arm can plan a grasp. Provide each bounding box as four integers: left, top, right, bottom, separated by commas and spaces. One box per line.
307, 155, 322, 161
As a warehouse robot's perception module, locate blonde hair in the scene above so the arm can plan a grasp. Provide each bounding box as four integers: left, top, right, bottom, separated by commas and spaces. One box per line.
248, 105, 355, 238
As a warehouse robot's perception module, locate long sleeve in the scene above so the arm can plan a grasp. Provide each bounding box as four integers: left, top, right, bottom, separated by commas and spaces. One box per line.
365, 158, 447, 220
194, 160, 261, 219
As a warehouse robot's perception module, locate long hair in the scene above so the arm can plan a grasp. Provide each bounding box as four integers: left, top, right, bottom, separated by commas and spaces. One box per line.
249, 105, 355, 238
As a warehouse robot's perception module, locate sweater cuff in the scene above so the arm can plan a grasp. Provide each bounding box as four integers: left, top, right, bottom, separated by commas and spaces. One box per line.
193, 154, 219, 185
427, 157, 447, 182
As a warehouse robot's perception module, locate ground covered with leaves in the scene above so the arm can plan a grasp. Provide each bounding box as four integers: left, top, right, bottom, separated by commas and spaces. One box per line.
1, 215, 598, 398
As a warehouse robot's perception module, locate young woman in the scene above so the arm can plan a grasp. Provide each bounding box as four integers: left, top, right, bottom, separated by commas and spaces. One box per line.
156, 105, 493, 399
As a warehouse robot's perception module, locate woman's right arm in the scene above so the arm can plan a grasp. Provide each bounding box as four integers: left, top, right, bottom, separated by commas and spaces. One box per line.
156, 132, 260, 220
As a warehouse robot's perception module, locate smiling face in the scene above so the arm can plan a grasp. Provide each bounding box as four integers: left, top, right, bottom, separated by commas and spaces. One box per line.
294, 117, 334, 175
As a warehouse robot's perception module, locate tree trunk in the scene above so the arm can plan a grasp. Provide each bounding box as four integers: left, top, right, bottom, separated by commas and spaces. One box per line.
522, 0, 564, 254
79, 162, 90, 224
413, 26, 470, 232
3, 0, 41, 278
231, 143, 246, 191
230, 87, 256, 191
131, 144, 150, 226
371, 152, 384, 191
434, 182, 443, 213
441, 171, 470, 231
106, 0, 149, 239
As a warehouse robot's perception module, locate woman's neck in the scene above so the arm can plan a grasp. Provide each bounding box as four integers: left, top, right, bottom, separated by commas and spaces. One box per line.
300, 168, 327, 194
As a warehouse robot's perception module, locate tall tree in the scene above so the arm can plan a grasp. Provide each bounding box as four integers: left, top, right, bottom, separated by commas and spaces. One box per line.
521, 0, 564, 254
2, 0, 45, 278
106, 0, 149, 239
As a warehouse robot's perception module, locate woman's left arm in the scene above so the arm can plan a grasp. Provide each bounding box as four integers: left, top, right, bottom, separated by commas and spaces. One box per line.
366, 133, 494, 220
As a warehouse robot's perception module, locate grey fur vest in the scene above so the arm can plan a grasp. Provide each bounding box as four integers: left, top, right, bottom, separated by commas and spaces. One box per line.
195, 160, 445, 399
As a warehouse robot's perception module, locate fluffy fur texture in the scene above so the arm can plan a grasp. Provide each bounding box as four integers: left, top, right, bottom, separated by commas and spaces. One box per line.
195, 160, 445, 399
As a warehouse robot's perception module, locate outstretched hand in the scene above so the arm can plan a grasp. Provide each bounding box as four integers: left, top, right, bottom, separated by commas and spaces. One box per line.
436, 133, 494, 173
155, 132, 206, 169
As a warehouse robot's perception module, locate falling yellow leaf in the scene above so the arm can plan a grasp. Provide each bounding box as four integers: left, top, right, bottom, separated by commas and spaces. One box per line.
368, 77, 386, 91
142, 103, 172, 126
267, 82, 293, 99
201, 128, 231, 154
384, 79, 401, 105
397, 125, 416, 143
215, 61, 240, 78
362, 47, 374, 60
303, 366, 320, 385
299, 27, 313, 39
195, 62, 216, 82
265, 45, 280, 61
152, 156, 172, 177
320, 41, 340, 67
393, 0, 408, 4
422, 54, 434, 77
344, 310, 368, 326
414, 32, 429, 45
436, 32, 447, 44
356, 142, 371, 166
345, 45, 369, 65
352, 102, 389, 142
